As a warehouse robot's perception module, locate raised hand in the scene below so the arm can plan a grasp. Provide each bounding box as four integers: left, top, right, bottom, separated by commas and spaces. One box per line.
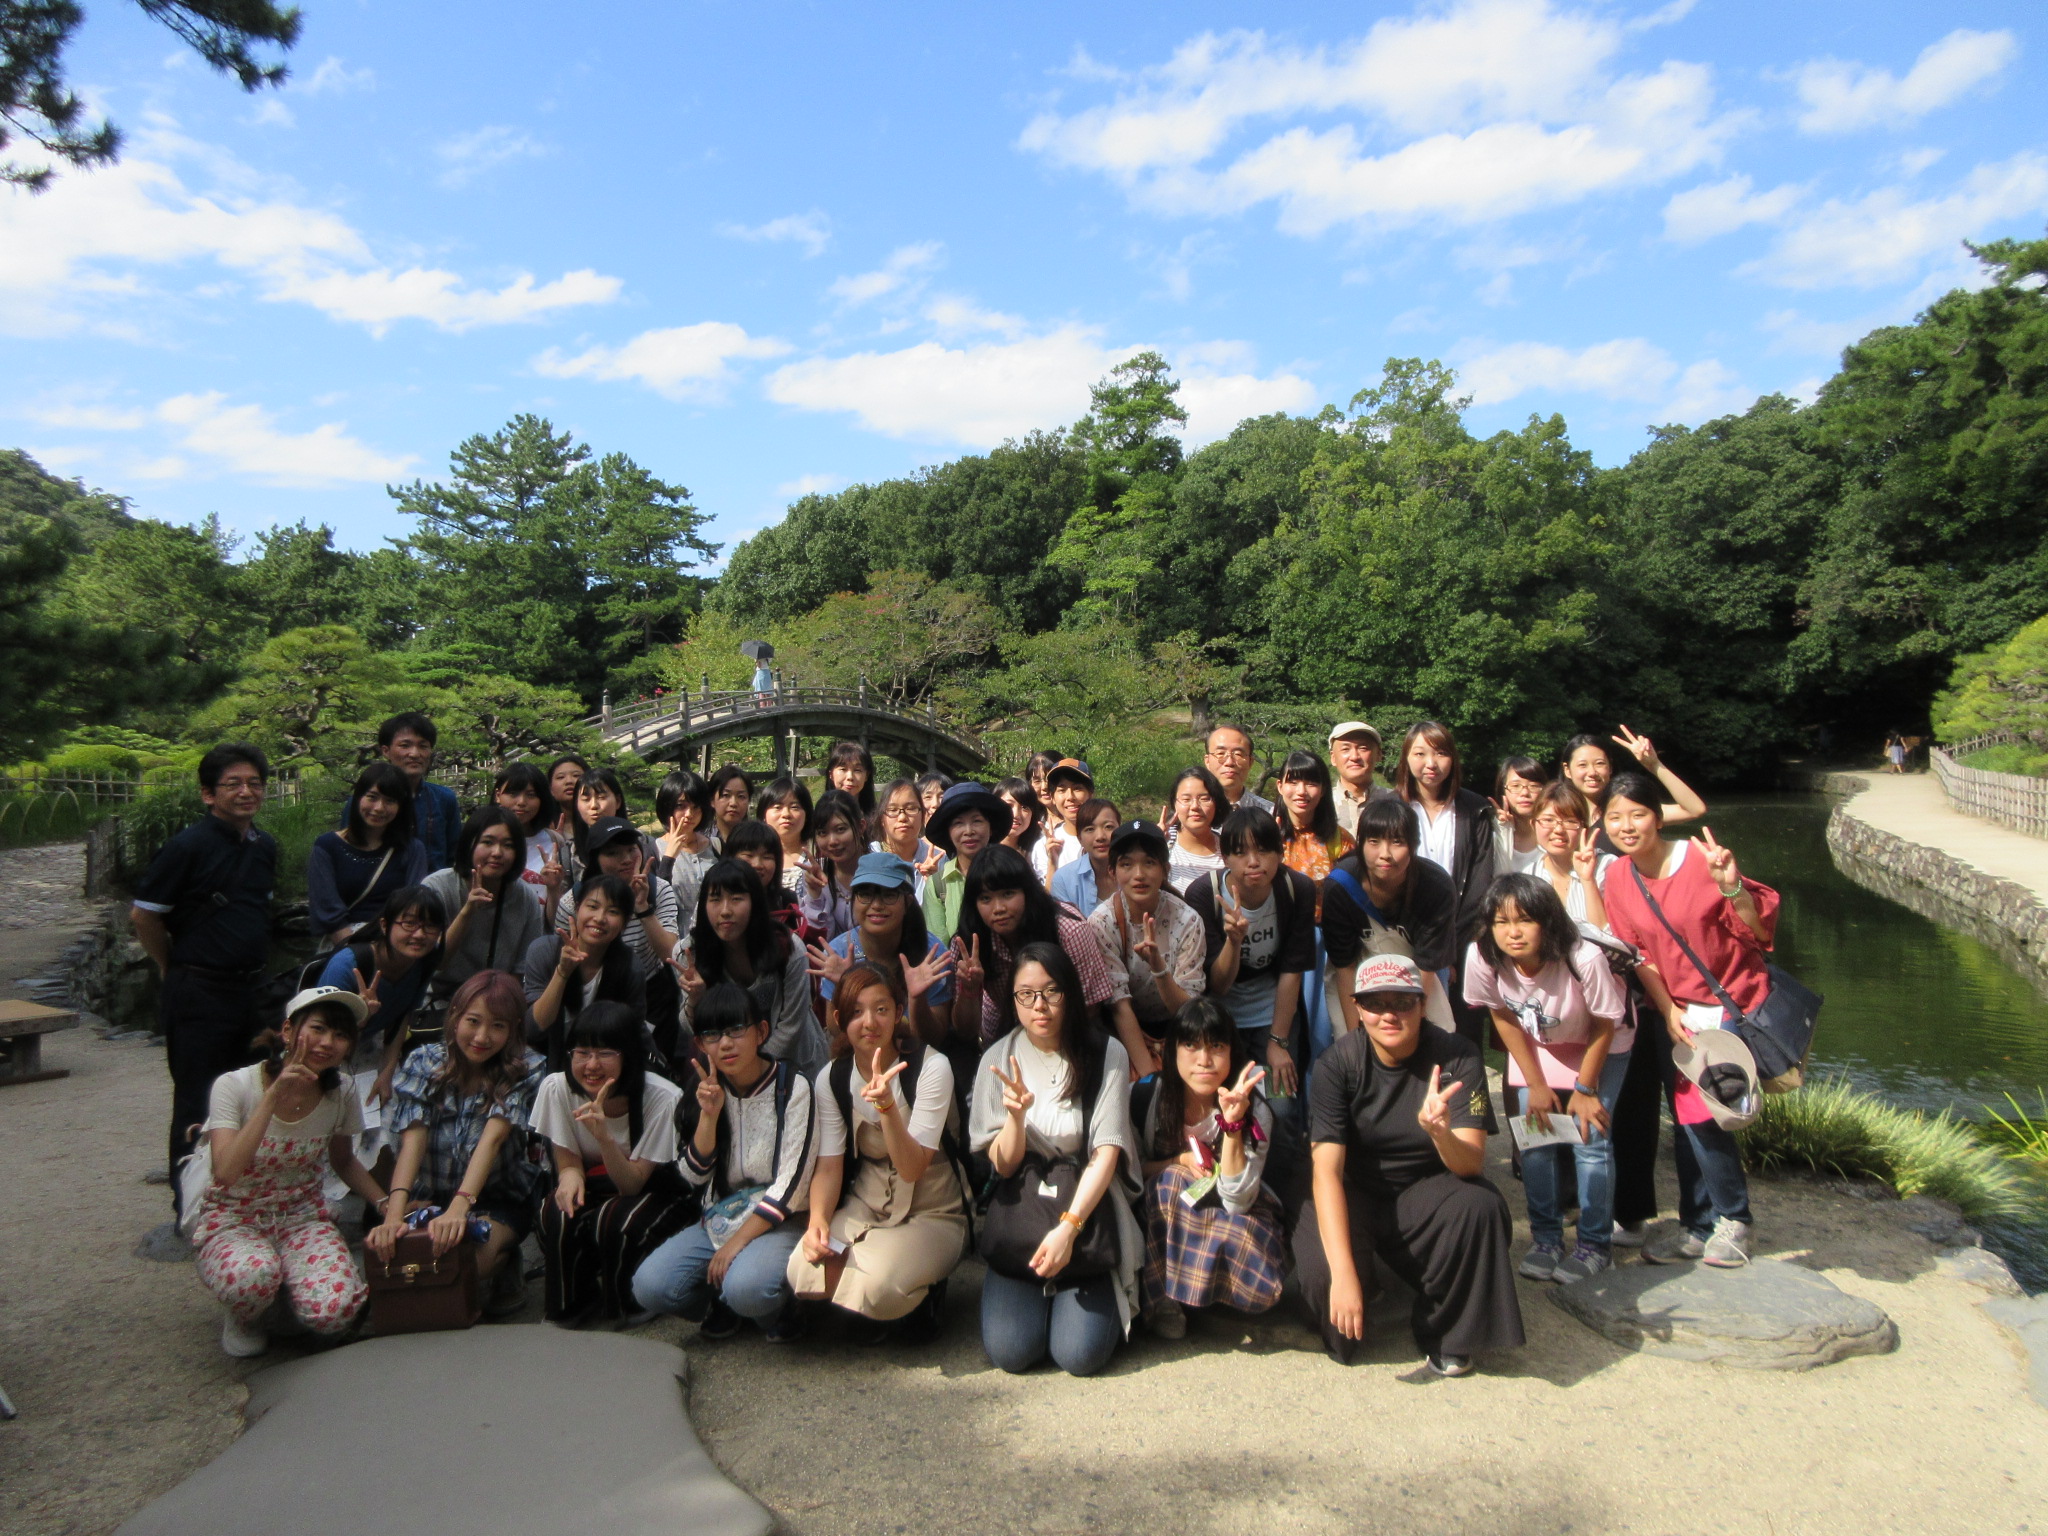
673, 954, 706, 1005
351, 965, 383, 1017
861, 1056, 909, 1112
806, 939, 850, 985
1612, 724, 1662, 773
1219, 881, 1249, 946
1043, 831, 1063, 869
1131, 912, 1164, 976
465, 863, 493, 910
915, 846, 944, 877
1692, 825, 1741, 891
540, 843, 566, 894
952, 934, 984, 994
273, 1026, 320, 1095
573, 1076, 616, 1136
900, 944, 955, 1001
798, 855, 827, 895
989, 1058, 1033, 1118
555, 937, 588, 977
1571, 826, 1601, 884
629, 866, 651, 911
1417, 1064, 1463, 1138
1488, 795, 1513, 827
1217, 1062, 1266, 1127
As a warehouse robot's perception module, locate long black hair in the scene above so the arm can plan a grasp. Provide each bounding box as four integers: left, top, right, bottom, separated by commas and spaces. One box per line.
492, 761, 555, 837
453, 804, 527, 883
1274, 749, 1337, 844
958, 844, 1062, 960
561, 873, 640, 1008
826, 739, 877, 814
1475, 873, 1582, 984
692, 858, 792, 984
1168, 765, 1229, 827
997, 776, 1045, 850
1149, 996, 1255, 1160
722, 817, 787, 887
998, 940, 1106, 1109
809, 788, 867, 873
562, 1000, 650, 1148
344, 760, 417, 852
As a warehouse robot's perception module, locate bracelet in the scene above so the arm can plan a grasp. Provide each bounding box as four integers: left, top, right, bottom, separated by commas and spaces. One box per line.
1572, 1083, 1598, 1099
1216, 1114, 1248, 1136
1057, 1210, 1085, 1232
1717, 883, 1743, 900
450, 1190, 475, 1205
1148, 966, 1168, 980
636, 906, 654, 919
388, 1186, 411, 1197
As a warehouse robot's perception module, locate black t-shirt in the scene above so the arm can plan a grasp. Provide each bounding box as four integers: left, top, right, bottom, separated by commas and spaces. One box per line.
1308, 1026, 1493, 1194
132, 814, 277, 972
1321, 851, 1457, 973
1186, 867, 1319, 979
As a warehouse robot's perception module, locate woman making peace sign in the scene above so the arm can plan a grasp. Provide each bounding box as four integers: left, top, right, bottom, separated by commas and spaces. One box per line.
789, 964, 968, 1340
1295, 952, 1523, 1376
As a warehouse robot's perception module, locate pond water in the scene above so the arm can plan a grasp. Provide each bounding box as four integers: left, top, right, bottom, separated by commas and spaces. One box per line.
1698, 795, 2048, 1120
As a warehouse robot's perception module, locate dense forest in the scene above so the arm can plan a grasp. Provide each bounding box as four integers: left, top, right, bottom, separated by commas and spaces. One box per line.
4, 235, 2044, 801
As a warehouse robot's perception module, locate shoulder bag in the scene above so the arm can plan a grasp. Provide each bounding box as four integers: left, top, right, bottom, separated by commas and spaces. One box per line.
977, 1151, 1118, 1281
1627, 862, 1819, 1092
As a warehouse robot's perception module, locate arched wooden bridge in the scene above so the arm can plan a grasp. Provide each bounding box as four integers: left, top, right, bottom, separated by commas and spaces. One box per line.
587, 679, 988, 776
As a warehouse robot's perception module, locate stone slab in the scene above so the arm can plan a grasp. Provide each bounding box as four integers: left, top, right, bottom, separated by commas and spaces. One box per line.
1984, 1296, 2048, 1412
114, 1327, 773, 1536
1550, 1258, 1898, 1370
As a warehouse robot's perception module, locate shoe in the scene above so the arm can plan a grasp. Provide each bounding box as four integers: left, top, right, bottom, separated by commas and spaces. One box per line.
1554, 1244, 1612, 1283
617, 1306, 660, 1330
483, 1261, 527, 1319
698, 1300, 742, 1341
1610, 1220, 1648, 1248
1643, 1230, 1707, 1265
1702, 1218, 1752, 1269
221, 1312, 269, 1358
1426, 1352, 1474, 1378
896, 1280, 947, 1344
762, 1311, 804, 1344
1147, 1300, 1188, 1340
1518, 1242, 1564, 1281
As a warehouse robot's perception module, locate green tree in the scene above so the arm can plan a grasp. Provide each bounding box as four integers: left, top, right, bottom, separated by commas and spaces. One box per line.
1934, 615, 2048, 759
192, 625, 423, 772
237, 520, 367, 638
3, 1, 299, 190
1047, 351, 1189, 621
775, 570, 1003, 705
586, 450, 720, 678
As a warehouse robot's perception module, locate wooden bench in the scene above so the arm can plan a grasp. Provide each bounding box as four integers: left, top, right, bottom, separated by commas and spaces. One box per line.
0, 999, 80, 1086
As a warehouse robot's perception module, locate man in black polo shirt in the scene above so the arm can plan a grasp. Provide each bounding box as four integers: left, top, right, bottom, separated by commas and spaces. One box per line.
130, 743, 279, 1214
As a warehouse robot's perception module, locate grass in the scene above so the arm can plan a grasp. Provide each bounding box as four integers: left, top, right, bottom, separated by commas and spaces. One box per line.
1983, 1092, 2048, 1166
1739, 1078, 2048, 1290
0, 788, 125, 847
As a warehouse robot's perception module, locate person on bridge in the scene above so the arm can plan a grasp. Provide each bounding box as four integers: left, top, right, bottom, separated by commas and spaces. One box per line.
826, 739, 877, 816
922, 781, 1011, 947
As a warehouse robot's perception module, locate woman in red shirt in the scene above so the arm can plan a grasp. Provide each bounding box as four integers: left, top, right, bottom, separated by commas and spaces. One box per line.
1599, 773, 1778, 1269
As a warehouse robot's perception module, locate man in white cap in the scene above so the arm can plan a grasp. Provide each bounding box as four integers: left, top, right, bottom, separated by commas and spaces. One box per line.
1328, 721, 1392, 840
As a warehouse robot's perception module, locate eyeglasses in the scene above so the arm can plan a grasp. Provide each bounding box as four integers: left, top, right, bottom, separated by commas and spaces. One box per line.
390, 916, 443, 934
883, 804, 920, 819
568, 1048, 622, 1064
1013, 986, 1064, 1009
693, 1024, 756, 1042
214, 776, 265, 792
1207, 746, 1251, 762
853, 888, 904, 904
1532, 814, 1583, 831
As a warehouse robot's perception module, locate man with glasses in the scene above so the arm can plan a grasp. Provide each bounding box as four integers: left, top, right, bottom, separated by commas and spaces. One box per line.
131, 743, 279, 1230
1203, 725, 1274, 816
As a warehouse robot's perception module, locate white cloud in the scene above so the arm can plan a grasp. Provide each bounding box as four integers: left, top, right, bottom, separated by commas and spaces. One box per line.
1792, 29, 2017, 134
776, 473, 843, 498
1018, 2, 1739, 237
717, 211, 832, 257
533, 322, 793, 399
155, 394, 413, 484
829, 242, 944, 306
1662, 174, 1801, 243
436, 125, 549, 188
298, 56, 376, 96
0, 129, 621, 335
765, 326, 1315, 448
1458, 336, 1749, 422
1661, 359, 1752, 422
1741, 152, 2048, 289
924, 296, 1028, 338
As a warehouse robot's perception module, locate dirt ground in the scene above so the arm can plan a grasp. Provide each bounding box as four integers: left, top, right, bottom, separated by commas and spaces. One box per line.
3, 846, 2044, 1536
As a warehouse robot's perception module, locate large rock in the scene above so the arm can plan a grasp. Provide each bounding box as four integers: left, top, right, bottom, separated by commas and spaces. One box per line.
1551, 1258, 1898, 1370
115, 1327, 773, 1536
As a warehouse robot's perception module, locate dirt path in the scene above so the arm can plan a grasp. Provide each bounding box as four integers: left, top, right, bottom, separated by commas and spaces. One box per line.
1843, 772, 2048, 904
2, 845, 2043, 1535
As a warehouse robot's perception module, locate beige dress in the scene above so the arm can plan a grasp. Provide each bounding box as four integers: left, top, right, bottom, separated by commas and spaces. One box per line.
786, 1066, 968, 1321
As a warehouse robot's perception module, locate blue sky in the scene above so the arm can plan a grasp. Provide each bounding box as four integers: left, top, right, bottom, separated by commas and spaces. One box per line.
6, 0, 2044, 564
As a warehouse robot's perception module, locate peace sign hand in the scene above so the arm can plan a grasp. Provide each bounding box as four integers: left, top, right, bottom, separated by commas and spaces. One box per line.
989, 1059, 1034, 1118
629, 866, 650, 908
915, 846, 945, 877
464, 864, 493, 910
1692, 825, 1741, 891
806, 939, 849, 985
351, 966, 382, 1016
1417, 1064, 1463, 1139
540, 842, 566, 890
555, 937, 588, 977
900, 945, 955, 1001
951, 934, 984, 993
673, 954, 706, 1004
1488, 795, 1513, 827
861, 1057, 909, 1112
273, 1025, 320, 1095
1131, 912, 1164, 975
1219, 882, 1250, 945
1571, 826, 1601, 883
1217, 1062, 1266, 1127
695, 1067, 725, 1120
1612, 724, 1661, 773
573, 1076, 616, 1137
798, 856, 827, 895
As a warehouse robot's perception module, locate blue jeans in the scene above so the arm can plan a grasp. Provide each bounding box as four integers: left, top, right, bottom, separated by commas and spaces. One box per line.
1673, 1115, 1753, 1237
979, 1269, 1122, 1377
1513, 1051, 1628, 1252
631, 1221, 802, 1326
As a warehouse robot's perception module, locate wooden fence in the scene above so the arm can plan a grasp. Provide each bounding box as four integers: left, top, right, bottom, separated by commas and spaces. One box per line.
1931, 732, 2048, 840
0, 770, 304, 805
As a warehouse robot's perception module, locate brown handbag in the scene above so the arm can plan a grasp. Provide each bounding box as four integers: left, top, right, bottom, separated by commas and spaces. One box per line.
366, 1233, 480, 1335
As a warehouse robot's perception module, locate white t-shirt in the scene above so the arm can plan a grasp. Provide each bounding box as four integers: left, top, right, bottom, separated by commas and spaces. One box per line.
814, 1049, 955, 1156
1223, 892, 1283, 1034
204, 1063, 364, 1144
1013, 1037, 1085, 1155
530, 1071, 683, 1166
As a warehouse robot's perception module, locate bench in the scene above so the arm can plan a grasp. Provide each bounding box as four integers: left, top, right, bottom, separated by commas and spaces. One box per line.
0, 999, 80, 1086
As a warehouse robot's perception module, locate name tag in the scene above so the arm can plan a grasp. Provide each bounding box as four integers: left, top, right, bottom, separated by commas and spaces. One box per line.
1038, 1180, 1060, 1201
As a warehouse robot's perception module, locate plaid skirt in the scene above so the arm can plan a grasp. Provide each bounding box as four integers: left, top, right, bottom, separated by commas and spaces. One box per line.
1142, 1163, 1286, 1313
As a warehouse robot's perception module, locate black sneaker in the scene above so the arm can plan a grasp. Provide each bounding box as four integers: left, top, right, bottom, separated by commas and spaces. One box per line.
1426, 1352, 1475, 1378
698, 1300, 742, 1341
762, 1310, 805, 1344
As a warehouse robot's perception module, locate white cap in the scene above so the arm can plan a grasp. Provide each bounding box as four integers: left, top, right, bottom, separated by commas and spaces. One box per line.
284, 985, 370, 1029
1329, 720, 1382, 746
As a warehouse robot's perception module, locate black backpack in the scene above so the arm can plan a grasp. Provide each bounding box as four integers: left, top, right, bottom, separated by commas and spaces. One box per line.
825, 1041, 974, 1237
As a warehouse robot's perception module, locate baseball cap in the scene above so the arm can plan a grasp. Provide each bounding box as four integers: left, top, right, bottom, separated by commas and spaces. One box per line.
580, 815, 640, 857
284, 985, 371, 1028
850, 850, 916, 891
1046, 757, 1095, 790
1107, 819, 1169, 867
1352, 952, 1426, 997
1329, 721, 1383, 748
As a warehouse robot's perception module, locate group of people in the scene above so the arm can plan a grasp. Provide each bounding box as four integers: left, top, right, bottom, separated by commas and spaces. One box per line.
137, 707, 1785, 1379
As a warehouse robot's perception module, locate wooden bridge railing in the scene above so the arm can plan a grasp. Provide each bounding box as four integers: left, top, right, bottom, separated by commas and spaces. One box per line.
587, 674, 982, 757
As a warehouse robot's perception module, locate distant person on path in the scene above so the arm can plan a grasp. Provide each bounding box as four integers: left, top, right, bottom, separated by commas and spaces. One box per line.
131, 743, 278, 1219
1328, 722, 1393, 839
307, 762, 429, 949
375, 712, 462, 872
753, 661, 775, 706
1885, 731, 1906, 774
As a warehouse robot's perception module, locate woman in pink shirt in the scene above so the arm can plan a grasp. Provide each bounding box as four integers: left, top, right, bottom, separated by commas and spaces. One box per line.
1599, 773, 1779, 1269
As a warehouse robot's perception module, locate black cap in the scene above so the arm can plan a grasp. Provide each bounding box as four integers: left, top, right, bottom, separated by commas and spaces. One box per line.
580, 815, 640, 858
1107, 818, 1169, 867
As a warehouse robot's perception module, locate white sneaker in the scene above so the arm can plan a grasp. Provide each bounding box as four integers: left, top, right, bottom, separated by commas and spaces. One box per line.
1610, 1220, 1648, 1248
221, 1312, 269, 1358
1702, 1218, 1752, 1269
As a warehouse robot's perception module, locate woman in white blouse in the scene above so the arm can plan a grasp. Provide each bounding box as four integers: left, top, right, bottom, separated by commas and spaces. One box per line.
790, 964, 968, 1340
969, 942, 1142, 1376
